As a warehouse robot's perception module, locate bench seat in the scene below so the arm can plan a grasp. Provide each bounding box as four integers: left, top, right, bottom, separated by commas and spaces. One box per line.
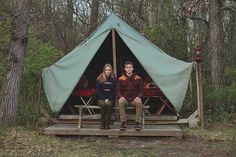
75, 105, 149, 129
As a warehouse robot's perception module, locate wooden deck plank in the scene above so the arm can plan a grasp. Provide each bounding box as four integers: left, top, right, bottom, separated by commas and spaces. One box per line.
44, 124, 182, 137
50, 120, 179, 125
58, 114, 178, 121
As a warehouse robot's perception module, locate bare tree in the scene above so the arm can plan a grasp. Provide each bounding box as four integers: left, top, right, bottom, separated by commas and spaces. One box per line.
88, 0, 100, 35
0, 0, 32, 125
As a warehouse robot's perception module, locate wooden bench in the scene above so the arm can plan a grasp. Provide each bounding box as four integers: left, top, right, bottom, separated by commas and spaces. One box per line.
75, 105, 150, 129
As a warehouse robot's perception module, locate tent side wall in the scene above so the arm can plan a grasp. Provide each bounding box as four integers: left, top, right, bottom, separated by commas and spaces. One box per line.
42, 30, 110, 112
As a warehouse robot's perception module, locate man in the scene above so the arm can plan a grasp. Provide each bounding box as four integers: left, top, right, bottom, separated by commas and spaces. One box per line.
116, 61, 144, 130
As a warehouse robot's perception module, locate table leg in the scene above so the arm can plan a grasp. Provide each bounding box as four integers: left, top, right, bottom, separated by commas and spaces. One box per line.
80, 97, 95, 114
86, 97, 95, 114
156, 96, 168, 115
143, 97, 151, 115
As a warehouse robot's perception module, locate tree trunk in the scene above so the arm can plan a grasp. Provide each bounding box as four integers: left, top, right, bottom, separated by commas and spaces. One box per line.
65, 0, 74, 52
148, 0, 156, 28
67, 0, 74, 28
209, 0, 223, 108
123, 0, 132, 22
0, 0, 31, 125
88, 0, 99, 35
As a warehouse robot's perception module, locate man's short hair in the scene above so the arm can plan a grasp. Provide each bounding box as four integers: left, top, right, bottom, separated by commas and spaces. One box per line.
124, 61, 134, 68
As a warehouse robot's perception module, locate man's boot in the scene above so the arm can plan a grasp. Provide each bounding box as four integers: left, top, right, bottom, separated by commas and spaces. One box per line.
135, 122, 141, 131
120, 121, 127, 130
105, 122, 111, 130
100, 123, 105, 129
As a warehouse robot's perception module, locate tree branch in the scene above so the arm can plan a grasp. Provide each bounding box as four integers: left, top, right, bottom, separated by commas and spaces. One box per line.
189, 16, 209, 27
221, 6, 236, 13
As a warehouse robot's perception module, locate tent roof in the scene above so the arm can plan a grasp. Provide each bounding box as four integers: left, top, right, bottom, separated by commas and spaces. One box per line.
42, 13, 193, 113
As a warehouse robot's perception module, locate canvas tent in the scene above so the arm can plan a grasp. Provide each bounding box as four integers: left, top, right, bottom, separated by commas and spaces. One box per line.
42, 13, 193, 113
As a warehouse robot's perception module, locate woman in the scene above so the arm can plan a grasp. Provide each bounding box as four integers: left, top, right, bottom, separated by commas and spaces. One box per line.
96, 64, 116, 129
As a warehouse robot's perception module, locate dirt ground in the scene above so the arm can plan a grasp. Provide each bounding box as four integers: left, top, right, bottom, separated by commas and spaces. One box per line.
0, 123, 235, 157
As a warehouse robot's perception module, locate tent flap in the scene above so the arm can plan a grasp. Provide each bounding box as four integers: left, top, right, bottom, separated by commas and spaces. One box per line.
117, 32, 193, 113
42, 30, 110, 112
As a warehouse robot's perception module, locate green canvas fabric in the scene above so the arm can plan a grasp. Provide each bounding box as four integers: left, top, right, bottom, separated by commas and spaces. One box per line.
42, 13, 193, 113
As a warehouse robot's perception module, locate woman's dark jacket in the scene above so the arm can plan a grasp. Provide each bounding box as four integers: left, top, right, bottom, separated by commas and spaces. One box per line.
96, 76, 116, 100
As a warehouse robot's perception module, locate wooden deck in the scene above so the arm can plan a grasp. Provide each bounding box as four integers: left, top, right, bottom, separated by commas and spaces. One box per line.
44, 123, 183, 138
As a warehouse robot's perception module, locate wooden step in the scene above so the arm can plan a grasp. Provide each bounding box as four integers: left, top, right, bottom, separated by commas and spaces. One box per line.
44, 123, 183, 138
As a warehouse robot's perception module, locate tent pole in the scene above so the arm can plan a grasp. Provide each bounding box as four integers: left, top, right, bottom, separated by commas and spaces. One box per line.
112, 29, 117, 76
112, 28, 119, 123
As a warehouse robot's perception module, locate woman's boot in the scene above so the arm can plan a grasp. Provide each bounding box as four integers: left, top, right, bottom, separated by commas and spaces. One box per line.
100, 106, 106, 129
105, 105, 112, 129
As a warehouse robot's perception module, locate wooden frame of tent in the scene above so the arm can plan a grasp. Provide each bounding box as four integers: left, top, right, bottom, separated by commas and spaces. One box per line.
41, 29, 203, 137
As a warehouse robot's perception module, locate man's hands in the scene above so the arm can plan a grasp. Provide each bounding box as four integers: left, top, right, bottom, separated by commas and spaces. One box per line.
119, 97, 126, 101
118, 97, 126, 104
119, 97, 141, 103
134, 97, 142, 103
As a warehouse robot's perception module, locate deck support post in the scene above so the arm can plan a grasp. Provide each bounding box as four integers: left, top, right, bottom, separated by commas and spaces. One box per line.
194, 34, 204, 128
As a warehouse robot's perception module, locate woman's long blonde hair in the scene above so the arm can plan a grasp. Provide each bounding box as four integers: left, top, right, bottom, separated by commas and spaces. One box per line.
97, 64, 115, 83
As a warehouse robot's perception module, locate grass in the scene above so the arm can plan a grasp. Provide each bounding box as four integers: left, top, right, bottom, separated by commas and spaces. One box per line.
184, 123, 236, 141
0, 121, 236, 157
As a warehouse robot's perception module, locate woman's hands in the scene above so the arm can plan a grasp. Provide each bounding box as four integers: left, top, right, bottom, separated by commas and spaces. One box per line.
105, 99, 109, 104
